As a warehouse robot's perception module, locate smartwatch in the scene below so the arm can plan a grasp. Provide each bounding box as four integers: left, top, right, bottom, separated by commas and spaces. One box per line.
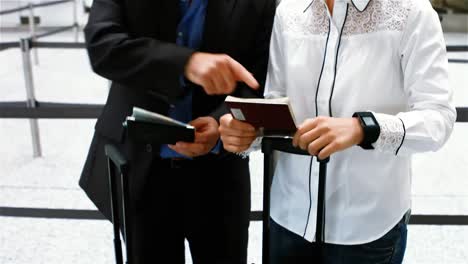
352, 112, 381, 150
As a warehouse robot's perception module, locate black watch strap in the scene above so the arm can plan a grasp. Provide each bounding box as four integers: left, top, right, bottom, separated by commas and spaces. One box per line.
352, 112, 381, 150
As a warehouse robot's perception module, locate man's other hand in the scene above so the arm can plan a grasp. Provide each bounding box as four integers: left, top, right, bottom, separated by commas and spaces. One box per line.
219, 114, 257, 153
185, 52, 259, 95
169, 116, 220, 158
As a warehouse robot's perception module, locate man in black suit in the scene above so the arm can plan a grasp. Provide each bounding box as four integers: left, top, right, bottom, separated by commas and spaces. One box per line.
79, 0, 275, 263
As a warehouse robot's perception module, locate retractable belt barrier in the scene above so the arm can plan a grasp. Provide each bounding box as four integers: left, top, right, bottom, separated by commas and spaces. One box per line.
457, 107, 468, 122
34, 24, 79, 39
0, 0, 80, 65
0, 16, 84, 157
0, 42, 20, 51
446, 45, 468, 52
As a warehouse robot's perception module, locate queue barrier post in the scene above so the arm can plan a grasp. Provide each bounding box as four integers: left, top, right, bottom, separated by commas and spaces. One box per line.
27, 3, 39, 65
72, 0, 79, 42
20, 38, 42, 157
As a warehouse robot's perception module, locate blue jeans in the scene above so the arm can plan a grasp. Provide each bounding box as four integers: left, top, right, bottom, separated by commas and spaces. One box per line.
270, 212, 409, 264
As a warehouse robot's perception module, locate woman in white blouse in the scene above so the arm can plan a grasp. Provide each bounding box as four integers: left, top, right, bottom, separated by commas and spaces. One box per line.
219, 0, 456, 263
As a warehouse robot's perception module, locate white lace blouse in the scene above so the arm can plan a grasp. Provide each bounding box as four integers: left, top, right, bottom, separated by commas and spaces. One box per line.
266, 0, 456, 244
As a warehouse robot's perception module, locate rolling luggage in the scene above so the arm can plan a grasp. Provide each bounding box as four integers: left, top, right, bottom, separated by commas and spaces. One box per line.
261, 137, 330, 264
104, 115, 195, 264
105, 144, 131, 264
105, 133, 329, 264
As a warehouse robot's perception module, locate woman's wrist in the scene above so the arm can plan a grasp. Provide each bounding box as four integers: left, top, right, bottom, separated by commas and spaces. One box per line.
352, 117, 365, 146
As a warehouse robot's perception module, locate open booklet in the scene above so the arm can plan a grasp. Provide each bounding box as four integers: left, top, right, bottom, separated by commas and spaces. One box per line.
124, 107, 195, 144
224, 96, 298, 137
127, 107, 195, 129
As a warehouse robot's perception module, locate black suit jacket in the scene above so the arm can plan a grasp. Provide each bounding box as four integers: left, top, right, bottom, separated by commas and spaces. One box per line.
79, 0, 275, 220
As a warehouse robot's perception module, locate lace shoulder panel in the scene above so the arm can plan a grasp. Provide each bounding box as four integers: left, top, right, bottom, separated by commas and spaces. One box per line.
343, 0, 413, 36
278, 0, 330, 36
278, 0, 414, 36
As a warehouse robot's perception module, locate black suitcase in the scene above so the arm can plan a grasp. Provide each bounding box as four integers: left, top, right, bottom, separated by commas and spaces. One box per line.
105, 134, 329, 264
261, 137, 329, 264
104, 119, 195, 264
105, 144, 131, 264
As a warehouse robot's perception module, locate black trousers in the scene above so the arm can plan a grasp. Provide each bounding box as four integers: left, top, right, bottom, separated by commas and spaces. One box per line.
126, 155, 251, 264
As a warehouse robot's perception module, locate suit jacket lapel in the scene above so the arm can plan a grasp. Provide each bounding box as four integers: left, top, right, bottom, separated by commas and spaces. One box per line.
158, 0, 181, 41
202, 0, 237, 51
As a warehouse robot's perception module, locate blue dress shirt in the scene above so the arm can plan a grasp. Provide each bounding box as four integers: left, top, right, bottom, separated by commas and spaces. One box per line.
160, 0, 220, 158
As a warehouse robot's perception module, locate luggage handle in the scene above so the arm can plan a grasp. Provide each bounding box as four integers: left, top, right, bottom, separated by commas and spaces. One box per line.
105, 144, 131, 264
261, 137, 330, 264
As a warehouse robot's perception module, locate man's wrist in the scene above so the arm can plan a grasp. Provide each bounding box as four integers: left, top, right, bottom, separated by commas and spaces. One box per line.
184, 52, 200, 81
210, 139, 222, 155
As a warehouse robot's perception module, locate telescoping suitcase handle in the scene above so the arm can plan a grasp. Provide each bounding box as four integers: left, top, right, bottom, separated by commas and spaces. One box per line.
105, 144, 132, 264
104, 118, 196, 264
261, 137, 330, 264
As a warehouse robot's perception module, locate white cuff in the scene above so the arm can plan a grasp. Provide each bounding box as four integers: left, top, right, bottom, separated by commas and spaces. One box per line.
235, 137, 263, 158
372, 113, 406, 155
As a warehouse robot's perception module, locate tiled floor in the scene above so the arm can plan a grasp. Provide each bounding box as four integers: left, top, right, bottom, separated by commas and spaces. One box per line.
0, 27, 467, 263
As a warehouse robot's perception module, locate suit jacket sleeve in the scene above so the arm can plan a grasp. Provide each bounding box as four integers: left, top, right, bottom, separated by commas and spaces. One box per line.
84, 0, 195, 99
208, 0, 276, 122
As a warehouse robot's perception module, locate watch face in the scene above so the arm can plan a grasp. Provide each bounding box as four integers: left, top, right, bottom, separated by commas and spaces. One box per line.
362, 116, 376, 126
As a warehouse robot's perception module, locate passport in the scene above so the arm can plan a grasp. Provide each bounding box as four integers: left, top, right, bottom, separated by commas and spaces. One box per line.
124, 107, 195, 144
225, 96, 298, 137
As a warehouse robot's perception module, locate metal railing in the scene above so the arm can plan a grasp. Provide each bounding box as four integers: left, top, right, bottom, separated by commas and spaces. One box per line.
0, 0, 74, 16
0, 0, 80, 64
1, 0, 82, 156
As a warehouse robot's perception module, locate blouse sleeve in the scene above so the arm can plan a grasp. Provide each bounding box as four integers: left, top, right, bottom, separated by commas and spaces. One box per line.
372, 0, 456, 156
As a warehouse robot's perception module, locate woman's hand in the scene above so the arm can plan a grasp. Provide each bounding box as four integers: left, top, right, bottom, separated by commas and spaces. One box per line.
293, 116, 364, 160
219, 114, 257, 153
